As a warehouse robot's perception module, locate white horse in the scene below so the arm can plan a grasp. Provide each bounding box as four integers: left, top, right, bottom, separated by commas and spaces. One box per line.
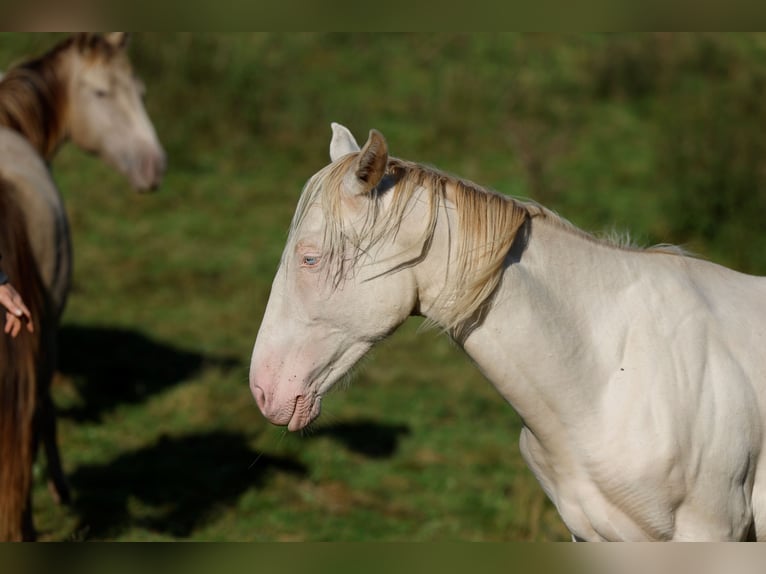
250, 123, 766, 541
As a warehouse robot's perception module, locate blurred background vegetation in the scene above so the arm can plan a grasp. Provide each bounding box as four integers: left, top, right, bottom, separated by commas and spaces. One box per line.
2, 33, 765, 540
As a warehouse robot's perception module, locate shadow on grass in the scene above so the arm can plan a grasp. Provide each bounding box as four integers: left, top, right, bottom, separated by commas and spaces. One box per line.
69, 430, 307, 539
311, 419, 411, 458
57, 324, 241, 421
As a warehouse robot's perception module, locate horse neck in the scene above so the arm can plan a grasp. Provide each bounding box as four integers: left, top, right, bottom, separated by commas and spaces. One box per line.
404, 177, 528, 338
0, 47, 73, 161
423, 212, 635, 438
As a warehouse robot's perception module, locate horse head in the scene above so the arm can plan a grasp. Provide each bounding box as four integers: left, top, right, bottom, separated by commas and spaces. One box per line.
250, 124, 424, 431
65, 33, 166, 191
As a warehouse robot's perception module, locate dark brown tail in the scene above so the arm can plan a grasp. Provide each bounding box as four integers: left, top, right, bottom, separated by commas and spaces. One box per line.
0, 177, 48, 541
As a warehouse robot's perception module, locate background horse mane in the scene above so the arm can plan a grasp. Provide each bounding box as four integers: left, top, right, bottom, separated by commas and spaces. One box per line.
0, 179, 50, 541
0, 32, 142, 540
0, 34, 124, 160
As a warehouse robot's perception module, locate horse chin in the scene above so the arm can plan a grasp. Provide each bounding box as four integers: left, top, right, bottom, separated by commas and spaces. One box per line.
130, 177, 160, 193
125, 160, 164, 192
287, 395, 322, 432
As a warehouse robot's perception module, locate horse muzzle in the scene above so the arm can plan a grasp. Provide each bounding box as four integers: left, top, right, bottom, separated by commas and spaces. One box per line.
252, 382, 321, 431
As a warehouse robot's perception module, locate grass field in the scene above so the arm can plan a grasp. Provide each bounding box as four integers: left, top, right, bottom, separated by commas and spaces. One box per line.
3, 33, 766, 541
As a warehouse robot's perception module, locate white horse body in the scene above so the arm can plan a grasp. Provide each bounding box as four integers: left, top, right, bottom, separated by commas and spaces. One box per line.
461, 219, 766, 540
251, 123, 766, 540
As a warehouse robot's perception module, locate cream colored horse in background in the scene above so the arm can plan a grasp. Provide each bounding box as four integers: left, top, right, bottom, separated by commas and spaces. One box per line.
0, 33, 164, 540
251, 123, 766, 541
0, 32, 166, 316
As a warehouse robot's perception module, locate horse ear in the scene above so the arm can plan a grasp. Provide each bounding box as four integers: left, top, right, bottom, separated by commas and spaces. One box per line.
330, 122, 360, 161
354, 129, 388, 192
74, 33, 95, 51
105, 32, 130, 49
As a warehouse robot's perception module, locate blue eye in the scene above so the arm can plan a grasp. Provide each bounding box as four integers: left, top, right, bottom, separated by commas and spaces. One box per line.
302, 255, 320, 267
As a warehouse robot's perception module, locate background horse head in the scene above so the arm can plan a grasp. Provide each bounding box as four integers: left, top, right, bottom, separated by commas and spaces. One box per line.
0, 32, 165, 191
0, 32, 167, 315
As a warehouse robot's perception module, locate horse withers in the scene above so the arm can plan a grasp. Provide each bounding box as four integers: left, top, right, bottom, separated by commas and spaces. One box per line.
0, 33, 165, 541
250, 123, 766, 541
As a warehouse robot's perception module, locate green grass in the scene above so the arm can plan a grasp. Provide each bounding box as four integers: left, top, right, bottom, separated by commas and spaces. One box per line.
2, 33, 765, 540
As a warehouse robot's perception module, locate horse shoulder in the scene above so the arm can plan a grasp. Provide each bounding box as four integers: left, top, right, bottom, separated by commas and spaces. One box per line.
559, 256, 765, 539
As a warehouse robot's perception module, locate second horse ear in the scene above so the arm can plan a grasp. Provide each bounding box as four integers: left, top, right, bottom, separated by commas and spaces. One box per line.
104, 32, 131, 49
354, 129, 388, 192
330, 122, 360, 161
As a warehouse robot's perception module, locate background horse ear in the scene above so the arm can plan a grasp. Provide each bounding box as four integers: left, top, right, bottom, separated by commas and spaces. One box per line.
354, 129, 388, 192
73, 33, 130, 55
104, 33, 131, 50
74, 33, 97, 51
330, 122, 360, 161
